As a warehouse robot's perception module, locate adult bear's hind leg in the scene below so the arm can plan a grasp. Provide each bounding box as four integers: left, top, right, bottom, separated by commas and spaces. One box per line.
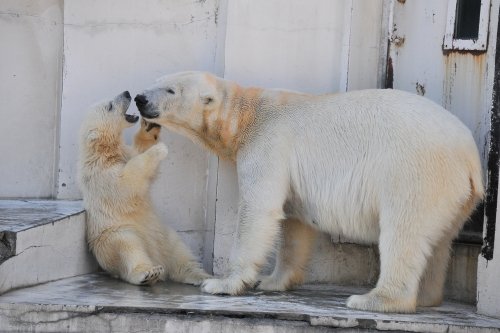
258, 218, 316, 291
347, 211, 437, 313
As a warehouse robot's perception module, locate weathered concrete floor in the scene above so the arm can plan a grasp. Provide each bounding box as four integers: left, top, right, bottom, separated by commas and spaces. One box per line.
0, 273, 500, 332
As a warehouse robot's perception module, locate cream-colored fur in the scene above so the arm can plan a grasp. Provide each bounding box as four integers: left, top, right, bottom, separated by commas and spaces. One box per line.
135, 72, 484, 313
78, 91, 210, 286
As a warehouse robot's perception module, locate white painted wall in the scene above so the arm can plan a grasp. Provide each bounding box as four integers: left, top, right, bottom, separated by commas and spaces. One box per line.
56, 0, 222, 260
213, 0, 384, 276
388, 0, 495, 166
0, 0, 385, 275
0, 0, 63, 198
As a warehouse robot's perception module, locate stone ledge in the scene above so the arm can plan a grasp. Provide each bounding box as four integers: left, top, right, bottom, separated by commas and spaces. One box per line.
0, 200, 97, 294
0, 200, 85, 263
0, 273, 499, 332
0, 200, 85, 232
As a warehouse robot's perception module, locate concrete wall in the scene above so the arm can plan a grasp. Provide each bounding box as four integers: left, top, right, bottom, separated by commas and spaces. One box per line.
0, 0, 63, 198
212, 0, 385, 276
388, 0, 496, 167
0, 0, 386, 275
55, 0, 223, 260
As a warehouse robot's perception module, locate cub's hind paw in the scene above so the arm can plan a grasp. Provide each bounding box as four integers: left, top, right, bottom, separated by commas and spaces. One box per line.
127, 265, 165, 286
140, 265, 165, 285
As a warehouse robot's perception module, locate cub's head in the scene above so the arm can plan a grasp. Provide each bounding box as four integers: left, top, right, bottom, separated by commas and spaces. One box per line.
134, 71, 220, 135
80, 91, 138, 143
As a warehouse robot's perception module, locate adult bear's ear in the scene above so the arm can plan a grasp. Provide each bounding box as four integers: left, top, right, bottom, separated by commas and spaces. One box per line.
200, 92, 216, 106
86, 129, 99, 142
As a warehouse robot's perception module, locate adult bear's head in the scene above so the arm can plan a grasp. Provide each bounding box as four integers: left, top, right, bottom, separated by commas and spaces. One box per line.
135, 71, 258, 160
135, 71, 221, 132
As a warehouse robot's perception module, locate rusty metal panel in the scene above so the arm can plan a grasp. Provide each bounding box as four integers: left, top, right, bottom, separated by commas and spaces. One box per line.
389, 0, 492, 165
387, 0, 497, 243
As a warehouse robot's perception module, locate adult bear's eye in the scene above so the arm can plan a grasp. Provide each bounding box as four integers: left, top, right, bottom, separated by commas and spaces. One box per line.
166, 88, 175, 95
107, 102, 113, 111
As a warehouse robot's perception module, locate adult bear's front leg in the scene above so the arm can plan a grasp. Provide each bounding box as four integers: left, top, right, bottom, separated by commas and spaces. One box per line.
201, 202, 285, 295
201, 152, 289, 295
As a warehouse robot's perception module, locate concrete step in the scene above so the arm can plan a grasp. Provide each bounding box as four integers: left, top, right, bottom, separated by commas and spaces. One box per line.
305, 235, 481, 304
0, 200, 97, 294
0, 272, 499, 333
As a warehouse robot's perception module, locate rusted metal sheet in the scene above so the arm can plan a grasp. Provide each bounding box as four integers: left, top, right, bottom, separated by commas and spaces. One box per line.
443, 0, 491, 51
387, 0, 495, 246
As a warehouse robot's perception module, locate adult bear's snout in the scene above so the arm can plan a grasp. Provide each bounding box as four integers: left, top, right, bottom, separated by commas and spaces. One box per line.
135, 94, 159, 118
134, 94, 148, 109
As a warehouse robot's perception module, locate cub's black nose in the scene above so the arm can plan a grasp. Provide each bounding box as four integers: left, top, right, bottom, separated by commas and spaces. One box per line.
134, 94, 148, 109
123, 91, 131, 99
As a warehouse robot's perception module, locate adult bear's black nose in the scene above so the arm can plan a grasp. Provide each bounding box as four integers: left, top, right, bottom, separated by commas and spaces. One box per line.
134, 94, 148, 110
123, 91, 131, 99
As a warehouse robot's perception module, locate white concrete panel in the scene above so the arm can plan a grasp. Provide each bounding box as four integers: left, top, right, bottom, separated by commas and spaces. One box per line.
215, 0, 351, 277
57, 0, 222, 262
389, 0, 449, 104
0, 213, 97, 294
214, 0, 386, 278
0, 0, 63, 198
223, 0, 348, 93
347, 0, 384, 91
389, 0, 494, 162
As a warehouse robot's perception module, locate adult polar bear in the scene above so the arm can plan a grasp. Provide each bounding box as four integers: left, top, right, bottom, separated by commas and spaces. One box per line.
135, 72, 483, 313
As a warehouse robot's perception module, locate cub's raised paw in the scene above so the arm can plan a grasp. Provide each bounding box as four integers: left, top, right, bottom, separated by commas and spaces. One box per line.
148, 142, 168, 160
141, 118, 161, 134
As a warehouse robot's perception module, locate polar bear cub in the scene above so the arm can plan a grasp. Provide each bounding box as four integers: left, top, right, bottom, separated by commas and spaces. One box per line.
78, 91, 210, 286
135, 72, 484, 313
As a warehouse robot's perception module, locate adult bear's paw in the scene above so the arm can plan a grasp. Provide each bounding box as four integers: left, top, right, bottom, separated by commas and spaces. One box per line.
201, 277, 246, 295
346, 291, 416, 313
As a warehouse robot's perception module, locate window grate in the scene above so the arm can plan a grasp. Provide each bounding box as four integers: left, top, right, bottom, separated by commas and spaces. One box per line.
454, 0, 481, 39
443, 0, 491, 51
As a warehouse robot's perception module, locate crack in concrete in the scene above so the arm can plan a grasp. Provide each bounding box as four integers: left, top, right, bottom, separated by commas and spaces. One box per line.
15, 245, 49, 257
0, 12, 41, 19
7, 307, 105, 328
64, 15, 215, 29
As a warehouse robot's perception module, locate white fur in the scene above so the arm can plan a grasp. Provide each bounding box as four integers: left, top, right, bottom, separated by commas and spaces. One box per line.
78, 92, 210, 286
138, 72, 484, 313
